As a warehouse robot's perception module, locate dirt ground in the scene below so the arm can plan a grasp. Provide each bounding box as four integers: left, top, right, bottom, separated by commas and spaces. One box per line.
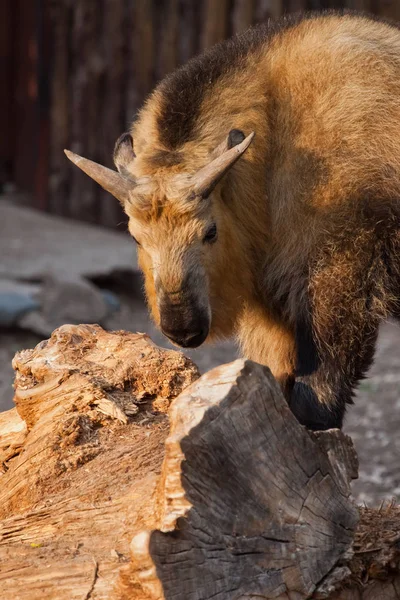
1, 293, 399, 507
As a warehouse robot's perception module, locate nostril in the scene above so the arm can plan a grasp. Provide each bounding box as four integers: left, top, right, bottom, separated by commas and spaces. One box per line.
186, 330, 202, 343
184, 329, 207, 348
161, 328, 179, 341
161, 327, 208, 348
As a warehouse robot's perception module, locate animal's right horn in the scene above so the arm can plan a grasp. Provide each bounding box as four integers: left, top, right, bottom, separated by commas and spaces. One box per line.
192, 131, 255, 199
64, 150, 136, 205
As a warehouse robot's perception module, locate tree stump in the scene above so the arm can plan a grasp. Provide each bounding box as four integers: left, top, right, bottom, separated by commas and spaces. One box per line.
1, 324, 400, 599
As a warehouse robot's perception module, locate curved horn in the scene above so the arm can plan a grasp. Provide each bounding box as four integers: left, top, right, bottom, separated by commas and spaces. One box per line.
64, 150, 135, 204
192, 131, 255, 198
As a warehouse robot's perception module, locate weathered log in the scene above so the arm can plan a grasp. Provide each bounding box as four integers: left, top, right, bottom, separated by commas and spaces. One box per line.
1, 325, 400, 599
0, 325, 198, 599
128, 360, 359, 599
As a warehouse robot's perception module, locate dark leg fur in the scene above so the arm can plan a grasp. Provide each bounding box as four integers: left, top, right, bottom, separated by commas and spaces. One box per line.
287, 222, 388, 431
289, 303, 379, 431
288, 313, 349, 430
289, 382, 345, 431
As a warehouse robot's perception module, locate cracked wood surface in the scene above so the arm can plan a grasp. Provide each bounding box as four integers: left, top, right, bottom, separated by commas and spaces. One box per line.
0, 324, 198, 599
129, 359, 359, 599
1, 326, 400, 599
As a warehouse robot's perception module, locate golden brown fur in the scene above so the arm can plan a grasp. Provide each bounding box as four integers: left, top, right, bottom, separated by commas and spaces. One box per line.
119, 12, 400, 429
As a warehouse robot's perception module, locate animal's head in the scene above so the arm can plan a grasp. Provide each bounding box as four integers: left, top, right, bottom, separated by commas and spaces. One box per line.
65, 129, 254, 348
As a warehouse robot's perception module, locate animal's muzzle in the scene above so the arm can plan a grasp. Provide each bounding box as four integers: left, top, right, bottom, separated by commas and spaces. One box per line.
160, 297, 209, 348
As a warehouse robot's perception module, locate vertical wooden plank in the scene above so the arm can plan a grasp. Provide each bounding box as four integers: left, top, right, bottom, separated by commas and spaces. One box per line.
135, 1, 155, 98
98, 0, 126, 228
35, 0, 51, 211
232, 0, 255, 35
125, 0, 139, 124
158, 0, 179, 79
48, 0, 69, 216
153, 0, 165, 83
254, 0, 280, 23
372, 0, 400, 21
0, 0, 14, 188
125, 0, 154, 122
346, 0, 371, 10
69, 0, 103, 223
179, 0, 202, 64
86, 0, 104, 225
302, 0, 324, 10
271, 0, 284, 18
69, 1, 88, 220
286, 0, 307, 12
13, 0, 39, 204
3, 0, 50, 209
201, 0, 230, 50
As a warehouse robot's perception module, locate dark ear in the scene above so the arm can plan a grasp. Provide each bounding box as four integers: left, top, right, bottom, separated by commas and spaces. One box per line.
227, 129, 246, 149
113, 133, 136, 175
211, 129, 247, 159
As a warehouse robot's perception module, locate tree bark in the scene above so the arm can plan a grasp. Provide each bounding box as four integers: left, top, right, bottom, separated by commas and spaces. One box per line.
0, 325, 400, 599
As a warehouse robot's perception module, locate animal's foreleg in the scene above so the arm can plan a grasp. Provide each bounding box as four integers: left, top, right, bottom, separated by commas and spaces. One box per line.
289, 273, 380, 431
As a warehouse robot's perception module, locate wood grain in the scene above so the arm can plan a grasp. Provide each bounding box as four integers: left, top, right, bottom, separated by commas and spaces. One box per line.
131, 359, 359, 599
1, 328, 400, 598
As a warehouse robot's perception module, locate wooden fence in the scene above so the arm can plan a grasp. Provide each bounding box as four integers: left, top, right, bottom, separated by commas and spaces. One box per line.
2, 0, 400, 228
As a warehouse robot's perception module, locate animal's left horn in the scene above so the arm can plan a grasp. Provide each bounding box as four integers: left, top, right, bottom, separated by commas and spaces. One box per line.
192, 131, 255, 198
64, 150, 135, 204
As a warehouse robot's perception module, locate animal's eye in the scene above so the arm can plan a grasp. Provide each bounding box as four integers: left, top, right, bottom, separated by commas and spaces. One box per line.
203, 224, 218, 244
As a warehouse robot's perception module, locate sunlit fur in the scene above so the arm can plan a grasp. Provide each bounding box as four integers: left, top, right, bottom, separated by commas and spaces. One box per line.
120, 12, 400, 429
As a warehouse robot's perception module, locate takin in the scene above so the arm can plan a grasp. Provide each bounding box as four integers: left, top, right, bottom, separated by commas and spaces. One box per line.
66, 12, 400, 431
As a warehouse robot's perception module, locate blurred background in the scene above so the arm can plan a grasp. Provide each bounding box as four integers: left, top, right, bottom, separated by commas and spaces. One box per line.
1, 0, 400, 504
2, 0, 399, 225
